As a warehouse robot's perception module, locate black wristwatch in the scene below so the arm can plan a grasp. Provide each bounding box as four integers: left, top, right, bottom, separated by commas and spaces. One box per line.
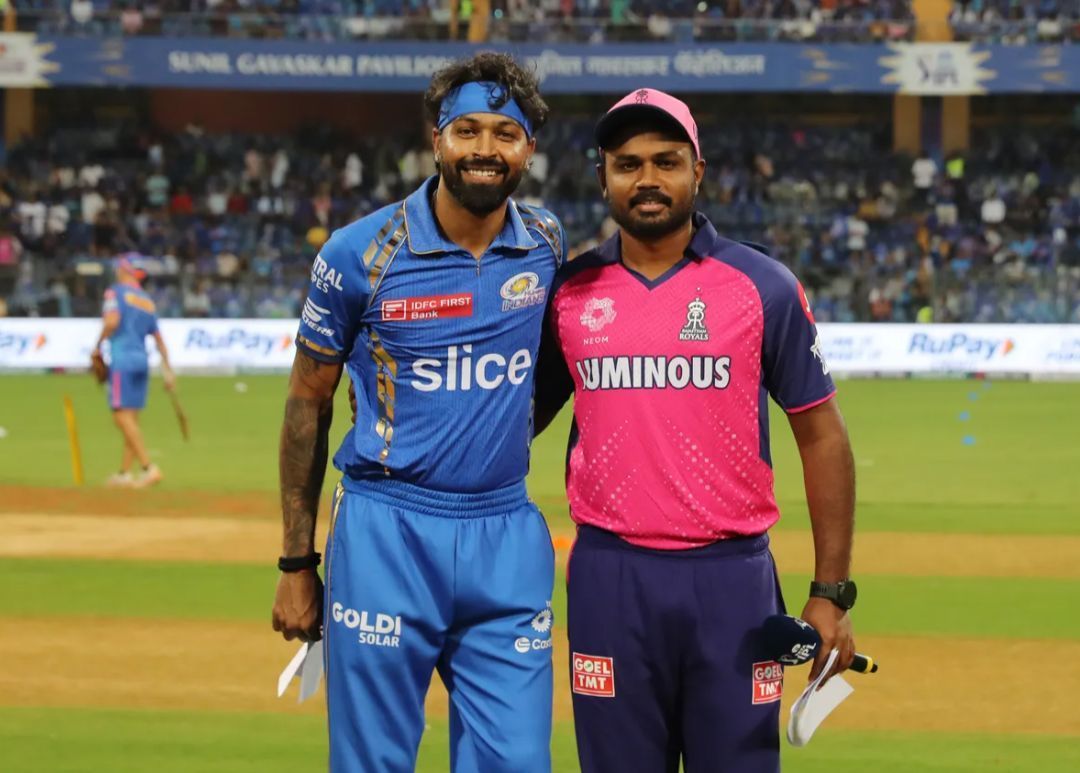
278, 553, 321, 573
809, 579, 858, 611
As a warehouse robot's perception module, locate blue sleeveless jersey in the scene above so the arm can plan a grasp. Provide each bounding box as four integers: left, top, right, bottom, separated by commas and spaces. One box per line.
103, 283, 159, 372
295, 176, 567, 493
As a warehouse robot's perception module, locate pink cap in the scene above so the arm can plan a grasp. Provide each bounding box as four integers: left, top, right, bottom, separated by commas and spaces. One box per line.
595, 88, 700, 158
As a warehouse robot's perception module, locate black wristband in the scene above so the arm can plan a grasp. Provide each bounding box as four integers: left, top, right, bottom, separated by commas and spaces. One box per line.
277, 553, 321, 572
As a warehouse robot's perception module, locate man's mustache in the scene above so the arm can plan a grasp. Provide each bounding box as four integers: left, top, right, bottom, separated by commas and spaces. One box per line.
630, 192, 672, 207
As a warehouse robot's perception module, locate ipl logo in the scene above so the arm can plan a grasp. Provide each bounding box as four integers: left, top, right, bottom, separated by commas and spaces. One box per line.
679, 296, 709, 342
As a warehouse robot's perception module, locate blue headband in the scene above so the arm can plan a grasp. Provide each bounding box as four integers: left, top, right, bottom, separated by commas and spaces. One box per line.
436, 81, 533, 138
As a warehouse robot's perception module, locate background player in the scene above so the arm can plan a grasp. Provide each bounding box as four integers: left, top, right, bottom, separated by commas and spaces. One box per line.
535, 89, 857, 773
93, 254, 176, 488
271, 53, 567, 773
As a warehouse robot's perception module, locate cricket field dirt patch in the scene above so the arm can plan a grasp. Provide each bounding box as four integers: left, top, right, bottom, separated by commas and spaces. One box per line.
3, 616, 1077, 736
3, 512, 1079, 579
4, 505, 1078, 742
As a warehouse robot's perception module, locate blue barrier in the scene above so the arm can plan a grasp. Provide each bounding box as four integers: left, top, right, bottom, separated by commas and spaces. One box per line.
4, 36, 1078, 93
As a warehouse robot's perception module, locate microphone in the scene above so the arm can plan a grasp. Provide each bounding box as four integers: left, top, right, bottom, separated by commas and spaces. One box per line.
762, 614, 819, 666
762, 614, 878, 673
851, 653, 878, 674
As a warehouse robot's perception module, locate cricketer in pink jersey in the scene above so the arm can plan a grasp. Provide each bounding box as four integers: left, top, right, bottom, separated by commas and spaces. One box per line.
535, 90, 858, 773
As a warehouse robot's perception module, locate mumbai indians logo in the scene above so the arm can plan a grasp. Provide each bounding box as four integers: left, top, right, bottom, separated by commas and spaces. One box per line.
678, 296, 709, 341
500, 272, 546, 312
580, 297, 616, 332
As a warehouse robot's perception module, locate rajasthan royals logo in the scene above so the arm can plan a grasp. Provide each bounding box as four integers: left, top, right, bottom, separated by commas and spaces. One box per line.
580, 297, 616, 332
679, 296, 709, 342
634, 89, 650, 103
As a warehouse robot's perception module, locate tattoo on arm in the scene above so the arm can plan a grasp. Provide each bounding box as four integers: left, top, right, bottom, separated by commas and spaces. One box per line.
279, 353, 336, 556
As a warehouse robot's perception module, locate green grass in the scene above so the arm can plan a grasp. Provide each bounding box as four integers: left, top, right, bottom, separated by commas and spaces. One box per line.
787, 381, 1080, 510
5, 556, 1080, 640
0, 557, 278, 621
0, 554, 572, 628
0, 374, 354, 491
2, 377, 1079, 536
780, 729, 1080, 772
779, 573, 1080, 639
771, 500, 1080, 535
3, 707, 1078, 773
0, 706, 580, 773
0, 706, 328, 773
2, 374, 1079, 771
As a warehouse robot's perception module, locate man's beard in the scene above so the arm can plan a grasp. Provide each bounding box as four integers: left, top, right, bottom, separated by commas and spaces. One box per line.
439, 158, 524, 216
610, 188, 694, 240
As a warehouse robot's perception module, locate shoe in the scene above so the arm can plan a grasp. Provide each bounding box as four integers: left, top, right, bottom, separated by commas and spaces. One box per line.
105, 472, 134, 488
134, 464, 164, 488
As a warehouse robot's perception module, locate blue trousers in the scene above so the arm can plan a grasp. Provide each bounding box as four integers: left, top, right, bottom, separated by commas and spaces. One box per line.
324, 478, 555, 773
107, 368, 148, 410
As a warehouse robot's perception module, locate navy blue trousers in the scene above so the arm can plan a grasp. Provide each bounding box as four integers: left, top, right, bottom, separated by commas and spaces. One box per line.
567, 525, 785, 773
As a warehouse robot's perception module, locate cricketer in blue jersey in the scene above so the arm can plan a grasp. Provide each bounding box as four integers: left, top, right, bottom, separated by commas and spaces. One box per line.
93, 254, 175, 488
271, 54, 567, 773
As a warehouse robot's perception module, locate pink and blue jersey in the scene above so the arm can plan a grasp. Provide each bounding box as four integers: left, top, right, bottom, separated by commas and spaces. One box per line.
537, 213, 835, 549
103, 282, 158, 372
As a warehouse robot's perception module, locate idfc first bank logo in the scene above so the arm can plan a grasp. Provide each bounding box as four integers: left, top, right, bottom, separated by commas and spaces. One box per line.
909, 331, 1015, 361
0, 331, 47, 355
185, 328, 292, 356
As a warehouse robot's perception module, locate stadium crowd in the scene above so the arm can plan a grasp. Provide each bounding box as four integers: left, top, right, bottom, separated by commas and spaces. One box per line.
13, 1, 1080, 42
951, 0, 1080, 44
1, 112, 1078, 324
15, 0, 915, 43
